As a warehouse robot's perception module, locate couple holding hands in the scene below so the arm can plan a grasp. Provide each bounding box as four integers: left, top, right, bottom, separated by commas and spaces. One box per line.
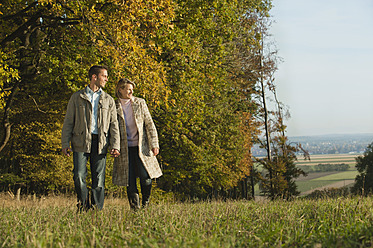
61, 65, 162, 211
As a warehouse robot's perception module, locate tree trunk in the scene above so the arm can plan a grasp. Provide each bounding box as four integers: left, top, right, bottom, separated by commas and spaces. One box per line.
259, 52, 273, 198
0, 84, 19, 153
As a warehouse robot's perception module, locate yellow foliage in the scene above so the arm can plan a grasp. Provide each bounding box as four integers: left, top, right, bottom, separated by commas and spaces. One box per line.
0, 50, 19, 107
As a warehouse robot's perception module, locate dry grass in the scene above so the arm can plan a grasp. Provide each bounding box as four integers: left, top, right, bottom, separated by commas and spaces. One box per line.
0, 192, 128, 209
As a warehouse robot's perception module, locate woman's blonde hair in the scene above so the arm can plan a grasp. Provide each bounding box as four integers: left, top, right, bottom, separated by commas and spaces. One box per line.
115, 78, 136, 98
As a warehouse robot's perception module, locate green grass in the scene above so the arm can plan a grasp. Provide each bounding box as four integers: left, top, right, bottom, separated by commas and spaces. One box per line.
312, 170, 358, 181
296, 180, 339, 193
1, 195, 373, 247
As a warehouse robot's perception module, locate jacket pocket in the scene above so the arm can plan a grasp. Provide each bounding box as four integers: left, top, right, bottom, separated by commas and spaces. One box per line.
71, 131, 85, 150
100, 104, 110, 132
75, 104, 86, 132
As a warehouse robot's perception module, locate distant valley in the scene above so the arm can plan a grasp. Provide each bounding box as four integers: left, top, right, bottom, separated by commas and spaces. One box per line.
252, 133, 373, 156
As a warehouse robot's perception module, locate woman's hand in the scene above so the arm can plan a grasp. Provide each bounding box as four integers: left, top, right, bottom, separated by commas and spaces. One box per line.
152, 148, 159, 156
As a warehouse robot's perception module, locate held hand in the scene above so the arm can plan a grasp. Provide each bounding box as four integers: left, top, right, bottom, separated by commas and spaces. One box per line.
110, 149, 120, 158
152, 148, 159, 156
62, 147, 72, 157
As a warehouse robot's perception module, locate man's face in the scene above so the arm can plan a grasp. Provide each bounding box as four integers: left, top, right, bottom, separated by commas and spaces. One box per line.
119, 83, 134, 99
94, 69, 108, 89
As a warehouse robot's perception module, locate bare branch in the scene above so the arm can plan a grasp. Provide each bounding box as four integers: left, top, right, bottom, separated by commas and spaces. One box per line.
0, 122, 12, 153
28, 95, 47, 114
0, 81, 20, 153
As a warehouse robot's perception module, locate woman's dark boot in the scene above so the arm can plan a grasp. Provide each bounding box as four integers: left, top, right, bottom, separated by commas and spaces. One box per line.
127, 193, 141, 210
141, 183, 152, 208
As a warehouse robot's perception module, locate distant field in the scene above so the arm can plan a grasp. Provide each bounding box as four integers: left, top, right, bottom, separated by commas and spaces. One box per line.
312, 170, 358, 181
296, 170, 358, 194
254, 154, 360, 196
295, 154, 359, 194
296, 153, 359, 167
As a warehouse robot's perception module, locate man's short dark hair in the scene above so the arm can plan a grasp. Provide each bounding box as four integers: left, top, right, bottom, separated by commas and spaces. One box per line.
88, 65, 108, 80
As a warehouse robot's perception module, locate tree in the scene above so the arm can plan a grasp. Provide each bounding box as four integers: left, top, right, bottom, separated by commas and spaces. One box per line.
154, 0, 271, 198
250, 12, 308, 200
352, 143, 373, 195
256, 93, 308, 199
0, 0, 174, 193
0, 0, 274, 198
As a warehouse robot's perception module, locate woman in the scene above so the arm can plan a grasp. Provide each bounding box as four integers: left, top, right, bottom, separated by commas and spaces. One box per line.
112, 78, 162, 210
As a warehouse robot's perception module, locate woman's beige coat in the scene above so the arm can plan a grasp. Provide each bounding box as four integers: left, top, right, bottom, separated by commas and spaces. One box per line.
112, 97, 162, 186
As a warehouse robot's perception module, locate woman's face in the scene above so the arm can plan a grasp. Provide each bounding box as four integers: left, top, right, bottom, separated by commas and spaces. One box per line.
118, 83, 134, 99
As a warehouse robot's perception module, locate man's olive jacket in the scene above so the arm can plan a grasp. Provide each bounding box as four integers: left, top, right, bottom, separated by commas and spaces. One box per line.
61, 88, 120, 154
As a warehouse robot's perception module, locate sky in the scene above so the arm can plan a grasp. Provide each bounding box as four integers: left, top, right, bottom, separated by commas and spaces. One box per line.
270, 0, 373, 137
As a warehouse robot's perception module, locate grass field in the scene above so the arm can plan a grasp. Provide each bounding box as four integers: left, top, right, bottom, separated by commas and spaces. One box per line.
0, 154, 368, 247
1, 194, 373, 247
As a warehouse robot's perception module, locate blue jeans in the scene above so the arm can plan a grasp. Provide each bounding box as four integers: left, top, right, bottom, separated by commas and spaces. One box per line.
73, 135, 106, 210
127, 146, 151, 195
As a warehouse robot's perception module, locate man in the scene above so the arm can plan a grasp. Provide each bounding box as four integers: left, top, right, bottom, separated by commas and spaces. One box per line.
61, 65, 120, 211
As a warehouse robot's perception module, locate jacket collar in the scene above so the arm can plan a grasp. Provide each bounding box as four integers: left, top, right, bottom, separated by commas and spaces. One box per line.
80, 87, 107, 101
116, 97, 140, 118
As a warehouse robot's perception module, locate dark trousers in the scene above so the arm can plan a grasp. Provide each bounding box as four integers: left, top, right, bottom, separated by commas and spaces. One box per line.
73, 135, 106, 210
127, 146, 152, 196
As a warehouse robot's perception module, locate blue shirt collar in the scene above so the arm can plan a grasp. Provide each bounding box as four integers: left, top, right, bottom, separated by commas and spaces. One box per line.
85, 85, 102, 95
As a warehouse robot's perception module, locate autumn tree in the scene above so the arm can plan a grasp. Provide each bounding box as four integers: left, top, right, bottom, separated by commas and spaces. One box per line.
153, 0, 271, 198
0, 0, 274, 198
0, 0, 173, 193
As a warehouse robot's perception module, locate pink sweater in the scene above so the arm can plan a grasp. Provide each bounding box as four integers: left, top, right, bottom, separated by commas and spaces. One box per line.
120, 98, 139, 147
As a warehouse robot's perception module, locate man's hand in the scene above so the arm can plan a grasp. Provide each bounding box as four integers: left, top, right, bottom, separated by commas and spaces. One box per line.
152, 148, 159, 156
62, 147, 72, 157
110, 149, 120, 157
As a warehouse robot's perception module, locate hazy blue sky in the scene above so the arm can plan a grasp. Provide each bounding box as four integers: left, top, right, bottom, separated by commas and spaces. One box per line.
270, 0, 373, 137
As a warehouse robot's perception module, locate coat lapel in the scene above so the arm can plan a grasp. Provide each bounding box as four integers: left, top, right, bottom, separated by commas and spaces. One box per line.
79, 88, 90, 102
131, 97, 140, 120
116, 100, 125, 121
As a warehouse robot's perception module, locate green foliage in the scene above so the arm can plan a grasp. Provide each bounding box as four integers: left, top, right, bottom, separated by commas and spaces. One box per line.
153, 0, 270, 198
0, 173, 24, 190
0, 0, 272, 197
258, 127, 307, 200
1, 89, 74, 193
0, 49, 19, 107
0, 0, 174, 193
299, 163, 350, 173
352, 143, 373, 195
